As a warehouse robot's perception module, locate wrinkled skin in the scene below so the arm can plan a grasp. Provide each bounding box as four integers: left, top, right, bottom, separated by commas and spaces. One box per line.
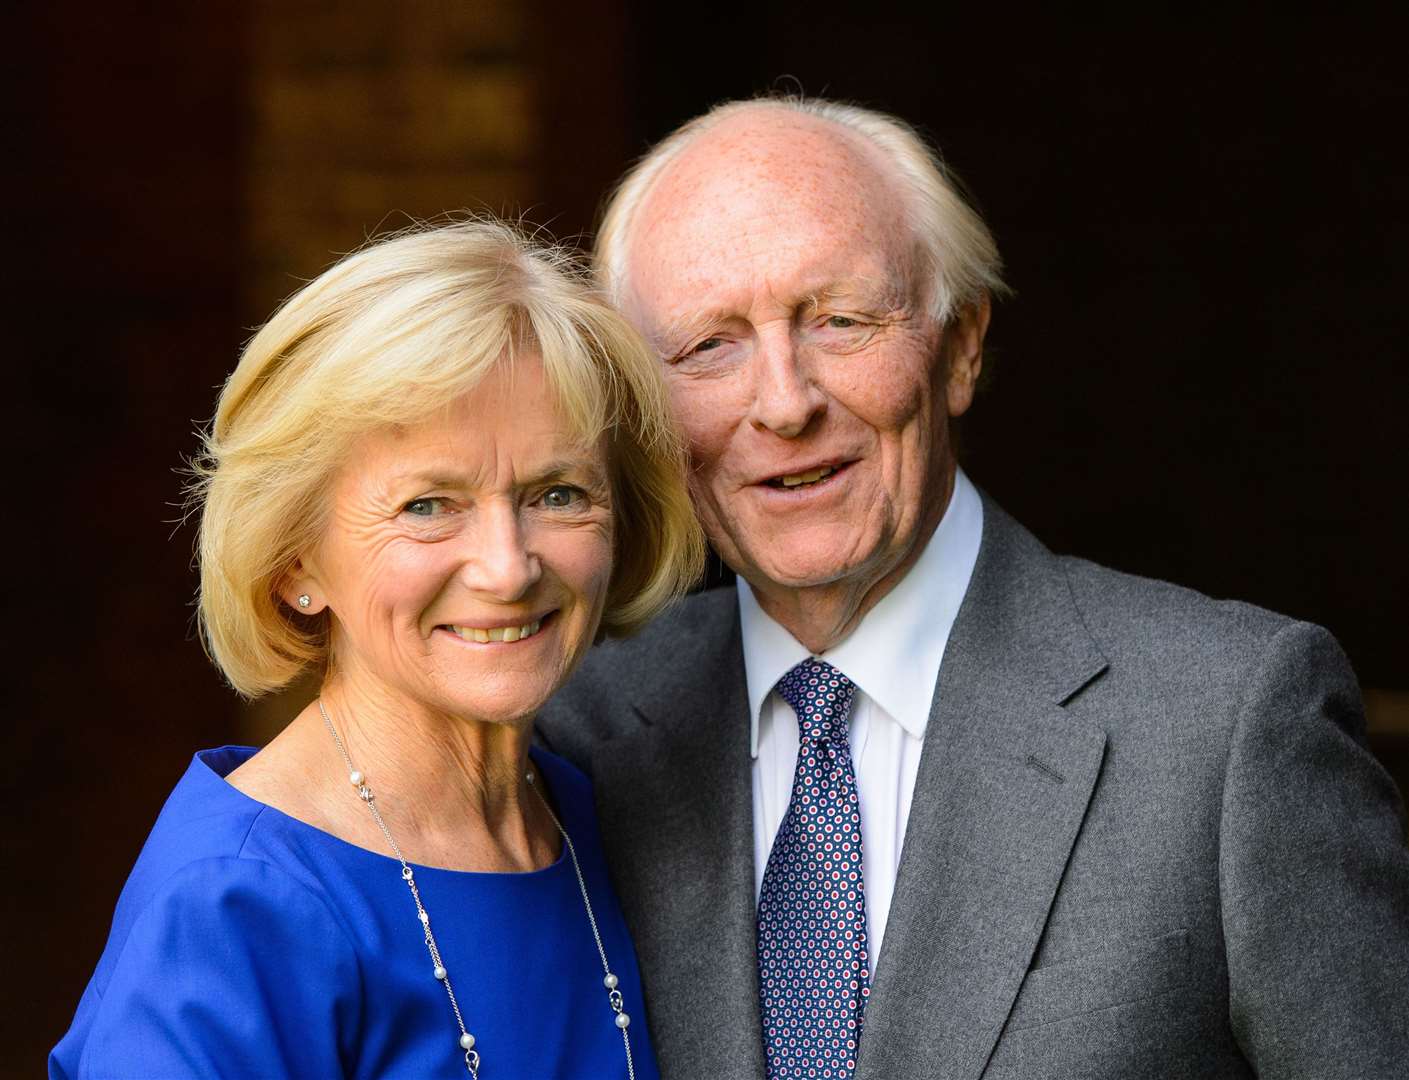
620, 108, 988, 651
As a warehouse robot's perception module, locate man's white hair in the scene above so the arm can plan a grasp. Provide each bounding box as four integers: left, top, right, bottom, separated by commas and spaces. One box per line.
594, 95, 1010, 324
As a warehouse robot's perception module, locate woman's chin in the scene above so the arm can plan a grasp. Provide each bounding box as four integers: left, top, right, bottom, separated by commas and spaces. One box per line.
428, 615, 592, 713
429, 669, 566, 728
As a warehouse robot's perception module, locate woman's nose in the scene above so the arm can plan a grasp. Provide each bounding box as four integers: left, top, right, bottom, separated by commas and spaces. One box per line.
463, 507, 541, 601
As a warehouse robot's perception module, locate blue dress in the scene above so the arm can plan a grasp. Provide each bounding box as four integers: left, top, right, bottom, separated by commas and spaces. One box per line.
50, 746, 660, 1080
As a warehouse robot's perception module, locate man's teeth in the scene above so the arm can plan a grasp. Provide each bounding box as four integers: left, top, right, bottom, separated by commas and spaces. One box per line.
449, 620, 542, 643
778, 465, 837, 488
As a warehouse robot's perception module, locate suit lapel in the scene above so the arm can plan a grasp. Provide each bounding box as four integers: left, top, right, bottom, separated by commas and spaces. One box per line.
589, 601, 766, 1078
857, 499, 1109, 1080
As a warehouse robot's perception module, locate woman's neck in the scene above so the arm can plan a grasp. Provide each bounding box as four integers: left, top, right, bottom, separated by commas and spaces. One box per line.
230, 676, 559, 873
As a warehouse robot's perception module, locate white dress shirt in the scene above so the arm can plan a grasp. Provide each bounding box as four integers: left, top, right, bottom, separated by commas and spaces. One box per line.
741, 468, 983, 969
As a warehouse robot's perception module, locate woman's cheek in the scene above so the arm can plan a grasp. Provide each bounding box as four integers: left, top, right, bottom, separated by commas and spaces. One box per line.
584, 529, 618, 605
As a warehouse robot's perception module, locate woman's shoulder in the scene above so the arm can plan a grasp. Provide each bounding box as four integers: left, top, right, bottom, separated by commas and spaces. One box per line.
124, 747, 255, 857
51, 751, 361, 1078
51, 845, 358, 1078
122, 748, 299, 888
93, 747, 353, 984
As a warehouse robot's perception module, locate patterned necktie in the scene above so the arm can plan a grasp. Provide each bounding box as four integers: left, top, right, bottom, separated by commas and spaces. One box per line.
757, 658, 871, 1079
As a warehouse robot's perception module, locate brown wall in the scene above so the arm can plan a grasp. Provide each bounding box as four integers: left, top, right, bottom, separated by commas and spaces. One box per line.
14, 3, 246, 1069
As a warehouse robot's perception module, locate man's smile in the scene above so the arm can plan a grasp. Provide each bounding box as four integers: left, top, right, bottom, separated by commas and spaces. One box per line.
762, 459, 857, 489
748, 460, 858, 505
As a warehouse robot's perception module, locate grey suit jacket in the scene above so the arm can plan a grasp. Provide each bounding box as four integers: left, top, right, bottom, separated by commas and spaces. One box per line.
538, 496, 1409, 1078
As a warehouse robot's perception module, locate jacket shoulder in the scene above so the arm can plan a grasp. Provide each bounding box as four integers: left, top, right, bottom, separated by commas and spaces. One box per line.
581, 585, 738, 688
980, 496, 1330, 698
1059, 555, 1306, 663
537, 587, 739, 761
1054, 555, 1360, 735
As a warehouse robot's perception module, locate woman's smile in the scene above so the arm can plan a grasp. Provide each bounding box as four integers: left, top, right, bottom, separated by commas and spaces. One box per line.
304, 355, 616, 727
436, 611, 552, 645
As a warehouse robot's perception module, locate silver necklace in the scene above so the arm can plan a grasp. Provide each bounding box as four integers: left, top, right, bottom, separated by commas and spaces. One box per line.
318, 699, 635, 1078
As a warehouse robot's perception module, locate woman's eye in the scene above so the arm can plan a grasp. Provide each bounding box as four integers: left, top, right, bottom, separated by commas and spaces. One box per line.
542, 485, 581, 509
403, 497, 443, 517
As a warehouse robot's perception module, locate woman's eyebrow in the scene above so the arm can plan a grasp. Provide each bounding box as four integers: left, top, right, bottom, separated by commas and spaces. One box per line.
388, 460, 608, 489
530, 459, 602, 480
383, 468, 466, 490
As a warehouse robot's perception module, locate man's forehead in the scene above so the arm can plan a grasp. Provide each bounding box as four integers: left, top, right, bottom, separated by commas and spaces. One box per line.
645, 112, 890, 230
623, 113, 916, 334
627, 236, 919, 344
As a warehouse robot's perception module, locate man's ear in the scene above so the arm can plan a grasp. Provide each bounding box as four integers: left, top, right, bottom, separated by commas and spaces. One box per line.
278, 556, 326, 615
944, 294, 992, 419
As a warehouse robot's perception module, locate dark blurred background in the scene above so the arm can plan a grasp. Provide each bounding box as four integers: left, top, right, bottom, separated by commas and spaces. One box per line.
12, 2, 1407, 1070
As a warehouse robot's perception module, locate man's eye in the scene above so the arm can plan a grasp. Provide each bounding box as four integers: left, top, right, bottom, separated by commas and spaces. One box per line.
826, 315, 858, 329
403, 498, 443, 516
542, 485, 582, 509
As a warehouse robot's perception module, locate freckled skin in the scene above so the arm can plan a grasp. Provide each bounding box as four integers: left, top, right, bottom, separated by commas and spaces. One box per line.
621, 108, 987, 652
305, 356, 615, 729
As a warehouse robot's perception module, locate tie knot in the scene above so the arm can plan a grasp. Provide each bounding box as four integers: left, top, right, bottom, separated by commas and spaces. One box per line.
775, 658, 857, 744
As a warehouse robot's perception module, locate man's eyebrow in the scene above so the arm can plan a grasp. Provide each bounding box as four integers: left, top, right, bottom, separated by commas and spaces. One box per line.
648, 275, 913, 352
653, 308, 736, 353
653, 279, 912, 348
801, 277, 911, 311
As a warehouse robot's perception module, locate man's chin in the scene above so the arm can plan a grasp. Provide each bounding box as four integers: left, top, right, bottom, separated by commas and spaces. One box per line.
711, 515, 901, 597
738, 552, 875, 594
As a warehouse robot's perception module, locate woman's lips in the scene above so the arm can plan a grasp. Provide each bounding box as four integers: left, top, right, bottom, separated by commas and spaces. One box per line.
436, 612, 553, 644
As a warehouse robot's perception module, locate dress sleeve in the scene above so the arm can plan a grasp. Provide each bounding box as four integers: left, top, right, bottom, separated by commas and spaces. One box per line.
1220, 621, 1409, 1079
69, 856, 362, 1079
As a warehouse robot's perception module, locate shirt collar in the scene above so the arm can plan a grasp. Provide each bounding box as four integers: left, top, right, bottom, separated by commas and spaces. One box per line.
738, 468, 984, 757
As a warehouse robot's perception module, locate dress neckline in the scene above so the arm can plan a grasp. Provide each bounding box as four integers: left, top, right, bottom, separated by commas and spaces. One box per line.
193, 744, 572, 880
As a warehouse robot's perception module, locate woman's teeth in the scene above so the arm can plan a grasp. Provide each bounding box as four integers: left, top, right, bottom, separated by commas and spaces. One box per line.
449, 620, 542, 643
775, 465, 837, 488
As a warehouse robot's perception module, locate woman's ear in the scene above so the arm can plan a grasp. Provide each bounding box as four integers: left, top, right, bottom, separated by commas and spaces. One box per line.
278, 557, 326, 615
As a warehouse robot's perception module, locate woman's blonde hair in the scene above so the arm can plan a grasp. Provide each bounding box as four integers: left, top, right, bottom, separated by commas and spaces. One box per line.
190, 217, 704, 698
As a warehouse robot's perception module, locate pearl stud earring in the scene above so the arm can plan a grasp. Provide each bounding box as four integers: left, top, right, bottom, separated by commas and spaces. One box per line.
297, 594, 312, 609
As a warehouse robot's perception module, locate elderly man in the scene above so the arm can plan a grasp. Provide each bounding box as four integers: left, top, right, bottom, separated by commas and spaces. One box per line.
539, 97, 1409, 1079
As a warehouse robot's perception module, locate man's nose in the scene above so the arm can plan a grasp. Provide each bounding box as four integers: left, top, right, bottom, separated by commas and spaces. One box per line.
747, 328, 826, 438
463, 504, 541, 601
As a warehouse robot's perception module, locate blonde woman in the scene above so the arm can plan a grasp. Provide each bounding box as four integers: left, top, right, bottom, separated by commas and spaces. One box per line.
50, 219, 702, 1079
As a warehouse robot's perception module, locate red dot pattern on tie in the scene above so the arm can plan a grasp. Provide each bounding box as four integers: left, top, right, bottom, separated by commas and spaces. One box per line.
757, 658, 871, 1080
